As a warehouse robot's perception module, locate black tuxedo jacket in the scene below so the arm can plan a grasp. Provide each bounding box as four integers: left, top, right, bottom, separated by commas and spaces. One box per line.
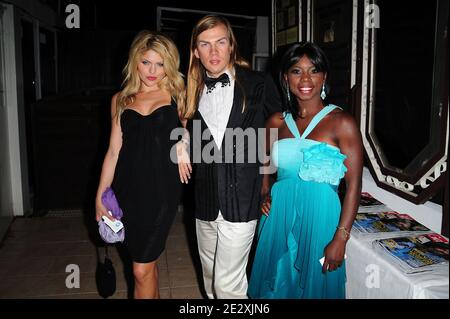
187, 66, 282, 222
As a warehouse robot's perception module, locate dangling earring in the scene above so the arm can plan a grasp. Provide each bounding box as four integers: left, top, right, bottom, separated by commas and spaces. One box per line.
320, 83, 327, 100
286, 86, 291, 103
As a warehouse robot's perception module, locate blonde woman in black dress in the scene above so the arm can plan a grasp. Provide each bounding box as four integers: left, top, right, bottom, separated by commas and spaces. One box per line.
95, 31, 189, 298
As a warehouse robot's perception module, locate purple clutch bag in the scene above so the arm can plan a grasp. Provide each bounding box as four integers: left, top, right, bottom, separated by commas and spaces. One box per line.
98, 187, 125, 243
101, 187, 123, 219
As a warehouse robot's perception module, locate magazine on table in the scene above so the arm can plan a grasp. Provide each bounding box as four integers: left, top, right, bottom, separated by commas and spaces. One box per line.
372, 233, 449, 274
358, 192, 388, 212
352, 211, 430, 238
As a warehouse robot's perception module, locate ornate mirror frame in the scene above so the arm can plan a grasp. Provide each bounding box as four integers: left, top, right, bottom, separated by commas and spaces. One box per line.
359, 0, 449, 204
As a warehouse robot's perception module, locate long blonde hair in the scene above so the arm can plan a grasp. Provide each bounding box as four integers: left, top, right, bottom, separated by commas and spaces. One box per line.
116, 30, 185, 119
185, 15, 250, 119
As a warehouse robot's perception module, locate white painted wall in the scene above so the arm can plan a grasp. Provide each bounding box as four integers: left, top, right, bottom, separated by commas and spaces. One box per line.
1, 3, 28, 217
0, 0, 60, 219
0, 4, 14, 219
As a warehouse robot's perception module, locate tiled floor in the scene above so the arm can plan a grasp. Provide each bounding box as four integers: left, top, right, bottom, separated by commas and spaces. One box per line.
0, 209, 206, 299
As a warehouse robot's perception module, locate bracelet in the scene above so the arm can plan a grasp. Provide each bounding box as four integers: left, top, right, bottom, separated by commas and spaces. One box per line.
336, 226, 351, 240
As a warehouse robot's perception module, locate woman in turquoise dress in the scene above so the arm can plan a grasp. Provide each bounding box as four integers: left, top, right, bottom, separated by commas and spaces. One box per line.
248, 42, 363, 299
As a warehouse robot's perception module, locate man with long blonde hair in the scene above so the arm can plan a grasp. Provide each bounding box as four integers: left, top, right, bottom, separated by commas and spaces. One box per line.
182, 15, 281, 299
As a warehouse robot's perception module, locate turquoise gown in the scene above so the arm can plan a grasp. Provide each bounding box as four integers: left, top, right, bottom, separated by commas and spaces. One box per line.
248, 105, 348, 299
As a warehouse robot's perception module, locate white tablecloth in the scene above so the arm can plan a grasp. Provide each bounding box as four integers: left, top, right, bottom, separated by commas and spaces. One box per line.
345, 234, 449, 299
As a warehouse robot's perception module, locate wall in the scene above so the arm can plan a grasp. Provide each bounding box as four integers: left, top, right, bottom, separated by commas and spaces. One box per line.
8, 0, 60, 25
0, 4, 13, 218
0, 3, 18, 241
0, 1, 64, 222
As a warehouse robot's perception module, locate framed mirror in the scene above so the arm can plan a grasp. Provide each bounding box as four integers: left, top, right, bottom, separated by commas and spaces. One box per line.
360, 0, 448, 204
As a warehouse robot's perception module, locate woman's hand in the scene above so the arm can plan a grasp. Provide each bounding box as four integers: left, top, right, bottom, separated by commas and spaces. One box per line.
260, 194, 272, 216
95, 199, 114, 222
322, 237, 347, 273
176, 141, 192, 184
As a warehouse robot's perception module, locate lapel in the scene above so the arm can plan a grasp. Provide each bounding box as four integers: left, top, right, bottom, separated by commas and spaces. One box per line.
193, 108, 221, 151
193, 66, 253, 150
225, 66, 249, 130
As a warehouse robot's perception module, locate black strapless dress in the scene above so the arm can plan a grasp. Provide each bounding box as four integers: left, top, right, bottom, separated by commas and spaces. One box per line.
111, 101, 181, 263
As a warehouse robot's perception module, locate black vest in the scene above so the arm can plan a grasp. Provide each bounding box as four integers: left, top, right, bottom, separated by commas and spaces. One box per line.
187, 66, 281, 222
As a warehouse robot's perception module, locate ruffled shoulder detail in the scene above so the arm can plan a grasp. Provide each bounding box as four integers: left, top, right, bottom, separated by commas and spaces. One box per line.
298, 143, 347, 185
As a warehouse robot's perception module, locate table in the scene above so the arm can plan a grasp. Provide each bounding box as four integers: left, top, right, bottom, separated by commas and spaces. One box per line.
345, 234, 449, 299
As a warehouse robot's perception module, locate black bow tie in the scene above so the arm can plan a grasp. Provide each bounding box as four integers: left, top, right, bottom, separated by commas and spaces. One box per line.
205, 73, 230, 93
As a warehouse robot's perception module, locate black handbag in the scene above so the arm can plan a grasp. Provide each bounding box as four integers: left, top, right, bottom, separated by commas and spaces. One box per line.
96, 245, 116, 298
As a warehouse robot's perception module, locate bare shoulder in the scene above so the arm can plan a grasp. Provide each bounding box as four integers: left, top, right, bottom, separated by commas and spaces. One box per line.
328, 108, 360, 138
112, 92, 120, 100
111, 92, 120, 106
266, 112, 286, 129
110, 92, 121, 116
329, 108, 357, 127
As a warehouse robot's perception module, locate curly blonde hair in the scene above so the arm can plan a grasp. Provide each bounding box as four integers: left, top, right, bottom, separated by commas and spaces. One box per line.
116, 30, 185, 119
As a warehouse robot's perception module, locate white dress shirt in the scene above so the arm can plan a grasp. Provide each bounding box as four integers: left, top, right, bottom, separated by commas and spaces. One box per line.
198, 68, 235, 149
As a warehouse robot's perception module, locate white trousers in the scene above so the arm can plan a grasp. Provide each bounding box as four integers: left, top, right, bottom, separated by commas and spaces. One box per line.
196, 212, 257, 299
